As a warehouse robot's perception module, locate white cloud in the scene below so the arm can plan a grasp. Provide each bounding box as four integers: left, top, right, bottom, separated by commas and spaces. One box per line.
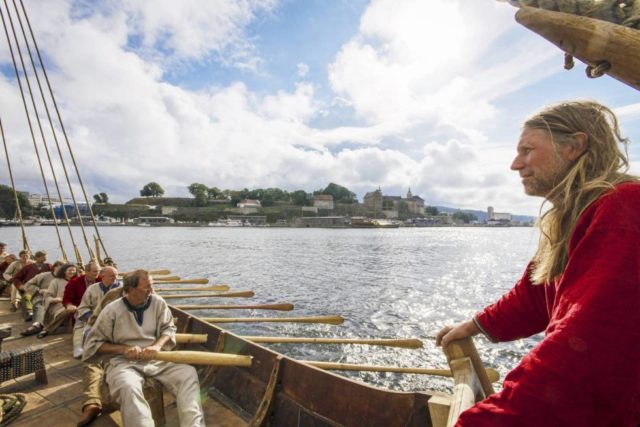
2, 0, 635, 219
296, 62, 309, 77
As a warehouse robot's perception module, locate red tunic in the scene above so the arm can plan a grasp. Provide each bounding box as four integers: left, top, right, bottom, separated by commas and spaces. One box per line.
459, 182, 640, 426
12, 263, 52, 288
63, 274, 98, 307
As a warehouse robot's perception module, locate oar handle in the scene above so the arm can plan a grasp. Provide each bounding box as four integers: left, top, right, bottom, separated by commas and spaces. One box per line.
154, 350, 252, 366
175, 333, 208, 344
118, 269, 171, 277
156, 285, 229, 292
161, 291, 255, 299
243, 337, 422, 348
203, 315, 344, 325
154, 278, 209, 284
304, 361, 500, 381
175, 303, 294, 311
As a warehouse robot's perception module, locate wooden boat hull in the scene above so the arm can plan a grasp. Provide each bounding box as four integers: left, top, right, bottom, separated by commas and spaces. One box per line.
171, 307, 433, 426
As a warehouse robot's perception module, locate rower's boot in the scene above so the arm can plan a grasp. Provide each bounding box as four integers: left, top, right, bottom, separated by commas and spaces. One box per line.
77, 403, 101, 426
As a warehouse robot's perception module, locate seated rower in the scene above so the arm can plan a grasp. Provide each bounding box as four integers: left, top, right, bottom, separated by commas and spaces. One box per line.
12, 250, 52, 321
0, 253, 16, 296
64, 261, 101, 358
3, 250, 33, 312
20, 260, 65, 336
35, 263, 78, 338
77, 266, 123, 426
83, 269, 204, 427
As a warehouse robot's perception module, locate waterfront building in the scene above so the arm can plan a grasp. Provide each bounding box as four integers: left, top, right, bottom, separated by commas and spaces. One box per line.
313, 194, 334, 210
297, 216, 349, 228
133, 216, 175, 225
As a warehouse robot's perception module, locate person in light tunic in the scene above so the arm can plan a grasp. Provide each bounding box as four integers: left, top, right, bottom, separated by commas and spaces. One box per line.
75, 265, 121, 426
83, 269, 204, 427
20, 260, 65, 336
35, 263, 77, 338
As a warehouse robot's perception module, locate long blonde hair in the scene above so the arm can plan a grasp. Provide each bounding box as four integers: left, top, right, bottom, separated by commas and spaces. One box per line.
526, 100, 636, 284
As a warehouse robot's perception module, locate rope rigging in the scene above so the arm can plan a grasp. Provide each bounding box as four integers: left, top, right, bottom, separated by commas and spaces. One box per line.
0, 117, 29, 252
0, 0, 112, 263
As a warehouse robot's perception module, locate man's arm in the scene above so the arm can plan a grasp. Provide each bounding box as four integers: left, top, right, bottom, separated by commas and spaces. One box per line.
62, 278, 78, 311
458, 192, 640, 426
11, 265, 28, 288
24, 273, 43, 297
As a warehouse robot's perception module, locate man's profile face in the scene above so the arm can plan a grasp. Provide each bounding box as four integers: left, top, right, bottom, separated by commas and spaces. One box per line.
86, 263, 100, 280
126, 275, 153, 306
511, 128, 571, 198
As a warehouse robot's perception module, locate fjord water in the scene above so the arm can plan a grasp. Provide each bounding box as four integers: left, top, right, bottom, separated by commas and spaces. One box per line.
1, 226, 541, 392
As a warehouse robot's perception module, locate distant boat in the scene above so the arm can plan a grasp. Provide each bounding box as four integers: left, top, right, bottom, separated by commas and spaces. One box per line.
207, 219, 244, 227
350, 217, 400, 228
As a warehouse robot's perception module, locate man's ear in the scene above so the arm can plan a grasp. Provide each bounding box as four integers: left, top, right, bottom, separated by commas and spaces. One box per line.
563, 132, 588, 161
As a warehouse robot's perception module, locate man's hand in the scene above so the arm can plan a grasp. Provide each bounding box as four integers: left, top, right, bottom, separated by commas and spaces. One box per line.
140, 344, 161, 360
38, 289, 46, 295
65, 304, 77, 313
436, 319, 480, 348
123, 346, 143, 360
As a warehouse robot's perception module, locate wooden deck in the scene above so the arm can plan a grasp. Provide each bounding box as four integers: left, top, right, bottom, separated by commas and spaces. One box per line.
0, 298, 245, 426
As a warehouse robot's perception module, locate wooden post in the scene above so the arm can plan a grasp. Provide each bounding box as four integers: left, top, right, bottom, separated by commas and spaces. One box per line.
428, 393, 452, 427
441, 337, 497, 426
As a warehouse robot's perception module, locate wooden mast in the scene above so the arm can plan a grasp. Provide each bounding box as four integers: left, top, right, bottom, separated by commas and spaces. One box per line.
515, 6, 640, 91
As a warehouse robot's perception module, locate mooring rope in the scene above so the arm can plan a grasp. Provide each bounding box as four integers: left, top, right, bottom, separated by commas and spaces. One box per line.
0, 393, 27, 426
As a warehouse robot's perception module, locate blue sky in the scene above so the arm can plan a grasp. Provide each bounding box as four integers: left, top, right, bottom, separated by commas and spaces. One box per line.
1, 0, 638, 216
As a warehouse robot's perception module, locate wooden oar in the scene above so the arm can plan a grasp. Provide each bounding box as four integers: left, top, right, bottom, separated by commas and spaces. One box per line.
203, 315, 344, 325
161, 291, 254, 299
243, 337, 422, 348
175, 333, 208, 344
156, 285, 230, 292
151, 276, 182, 282
155, 351, 252, 366
175, 303, 294, 311
304, 361, 500, 382
118, 269, 171, 277
153, 278, 209, 285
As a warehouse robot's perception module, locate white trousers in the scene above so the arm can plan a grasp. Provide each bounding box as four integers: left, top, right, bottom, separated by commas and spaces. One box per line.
106, 359, 205, 427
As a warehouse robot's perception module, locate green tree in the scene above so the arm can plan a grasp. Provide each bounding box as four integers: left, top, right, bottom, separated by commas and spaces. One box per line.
290, 190, 309, 206
0, 184, 31, 218
207, 187, 221, 199
140, 182, 164, 197
316, 182, 357, 203
452, 211, 477, 224
188, 183, 209, 207
93, 192, 109, 204
425, 206, 439, 216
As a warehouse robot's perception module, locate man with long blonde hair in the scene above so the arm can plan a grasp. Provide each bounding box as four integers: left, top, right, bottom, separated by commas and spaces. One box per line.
436, 100, 639, 425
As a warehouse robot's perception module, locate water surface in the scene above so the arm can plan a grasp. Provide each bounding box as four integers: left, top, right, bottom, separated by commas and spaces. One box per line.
0, 225, 541, 392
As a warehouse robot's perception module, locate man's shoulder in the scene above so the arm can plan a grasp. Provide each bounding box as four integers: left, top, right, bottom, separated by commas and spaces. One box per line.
68, 275, 85, 286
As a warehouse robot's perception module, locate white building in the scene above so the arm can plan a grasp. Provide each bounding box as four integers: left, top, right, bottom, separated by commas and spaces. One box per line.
487, 206, 512, 222
313, 194, 334, 210
237, 199, 262, 208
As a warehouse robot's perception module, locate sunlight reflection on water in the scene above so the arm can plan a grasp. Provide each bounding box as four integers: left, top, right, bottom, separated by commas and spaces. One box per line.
1, 226, 540, 393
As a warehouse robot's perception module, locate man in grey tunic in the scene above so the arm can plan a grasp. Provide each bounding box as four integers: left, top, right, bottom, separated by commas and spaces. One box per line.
83, 269, 204, 427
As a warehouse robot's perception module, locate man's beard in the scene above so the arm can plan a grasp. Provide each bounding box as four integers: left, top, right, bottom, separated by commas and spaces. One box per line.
523, 156, 571, 198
